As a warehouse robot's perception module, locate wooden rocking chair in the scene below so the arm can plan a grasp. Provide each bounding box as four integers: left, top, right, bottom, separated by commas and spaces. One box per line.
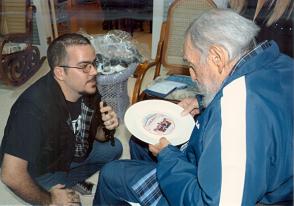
0, 0, 46, 86
131, 0, 216, 104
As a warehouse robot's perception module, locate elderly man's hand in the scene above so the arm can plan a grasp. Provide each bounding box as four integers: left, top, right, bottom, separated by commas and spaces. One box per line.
148, 137, 170, 156
100, 102, 119, 130
178, 98, 200, 117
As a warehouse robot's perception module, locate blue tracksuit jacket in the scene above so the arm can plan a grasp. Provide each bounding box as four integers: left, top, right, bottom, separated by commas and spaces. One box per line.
156, 41, 293, 205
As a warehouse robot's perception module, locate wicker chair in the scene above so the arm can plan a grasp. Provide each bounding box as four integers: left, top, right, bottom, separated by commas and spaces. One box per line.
131, 0, 216, 104
0, 0, 45, 86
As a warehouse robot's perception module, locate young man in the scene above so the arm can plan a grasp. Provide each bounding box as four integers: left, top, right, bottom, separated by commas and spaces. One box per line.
0, 33, 122, 205
95, 9, 293, 205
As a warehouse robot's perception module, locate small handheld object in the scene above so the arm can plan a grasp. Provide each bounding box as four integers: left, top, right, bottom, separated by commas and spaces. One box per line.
102, 102, 115, 146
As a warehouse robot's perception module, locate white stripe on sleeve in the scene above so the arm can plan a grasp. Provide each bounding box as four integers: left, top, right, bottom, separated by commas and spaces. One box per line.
219, 77, 247, 206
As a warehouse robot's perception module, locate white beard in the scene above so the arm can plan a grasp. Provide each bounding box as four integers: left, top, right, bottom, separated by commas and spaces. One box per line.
193, 80, 219, 108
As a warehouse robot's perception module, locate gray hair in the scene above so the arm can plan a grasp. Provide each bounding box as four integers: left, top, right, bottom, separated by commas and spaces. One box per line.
186, 9, 260, 60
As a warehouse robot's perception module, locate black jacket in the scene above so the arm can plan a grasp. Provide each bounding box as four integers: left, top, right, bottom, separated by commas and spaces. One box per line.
0, 72, 102, 177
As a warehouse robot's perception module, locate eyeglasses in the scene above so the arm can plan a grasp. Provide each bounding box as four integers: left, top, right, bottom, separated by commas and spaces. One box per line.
59, 59, 98, 73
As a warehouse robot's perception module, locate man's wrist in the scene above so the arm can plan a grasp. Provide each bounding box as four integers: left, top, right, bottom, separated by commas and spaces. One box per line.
157, 145, 172, 159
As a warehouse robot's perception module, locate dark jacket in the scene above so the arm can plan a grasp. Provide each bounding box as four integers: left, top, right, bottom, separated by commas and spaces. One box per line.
0, 72, 102, 177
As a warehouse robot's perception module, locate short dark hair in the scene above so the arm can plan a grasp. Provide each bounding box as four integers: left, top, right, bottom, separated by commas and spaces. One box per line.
47, 33, 92, 71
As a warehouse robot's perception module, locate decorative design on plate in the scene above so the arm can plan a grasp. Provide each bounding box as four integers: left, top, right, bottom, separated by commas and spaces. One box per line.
124, 99, 195, 145
143, 113, 175, 135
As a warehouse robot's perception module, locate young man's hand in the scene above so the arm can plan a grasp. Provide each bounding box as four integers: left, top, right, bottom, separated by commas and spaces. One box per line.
100, 101, 119, 130
49, 184, 80, 206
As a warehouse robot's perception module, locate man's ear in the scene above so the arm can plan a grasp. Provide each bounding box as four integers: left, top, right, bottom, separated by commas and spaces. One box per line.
189, 67, 196, 80
53, 66, 65, 81
208, 45, 229, 74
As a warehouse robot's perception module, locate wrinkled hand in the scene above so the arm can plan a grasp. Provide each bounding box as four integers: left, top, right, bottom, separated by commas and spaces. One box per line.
178, 98, 200, 117
100, 102, 119, 130
49, 184, 80, 206
148, 137, 170, 156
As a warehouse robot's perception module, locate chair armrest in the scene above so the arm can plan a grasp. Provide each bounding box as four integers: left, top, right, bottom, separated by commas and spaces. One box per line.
131, 60, 157, 104
0, 34, 31, 57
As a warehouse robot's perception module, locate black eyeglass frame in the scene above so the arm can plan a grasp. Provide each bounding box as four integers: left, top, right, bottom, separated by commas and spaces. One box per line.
58, 59, 98, 73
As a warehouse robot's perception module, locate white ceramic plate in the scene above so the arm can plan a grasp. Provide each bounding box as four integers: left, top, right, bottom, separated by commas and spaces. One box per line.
124, 100, 195, 145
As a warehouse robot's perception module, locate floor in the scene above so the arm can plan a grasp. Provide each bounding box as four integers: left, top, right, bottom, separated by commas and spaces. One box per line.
0, 1, 153, 205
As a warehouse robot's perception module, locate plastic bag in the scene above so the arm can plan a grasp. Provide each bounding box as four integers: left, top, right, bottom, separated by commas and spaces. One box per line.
89, 30, 146, 74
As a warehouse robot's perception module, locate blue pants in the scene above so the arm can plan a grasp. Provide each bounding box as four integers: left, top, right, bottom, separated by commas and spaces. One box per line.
35, 138, 122, 190
129, 136, 157, 162
93, 136, 169, 206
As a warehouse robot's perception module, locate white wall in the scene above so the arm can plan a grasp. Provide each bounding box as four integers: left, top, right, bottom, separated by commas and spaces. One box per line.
32, 0, 55, 57
151, 1, 164, 59
151, 0, 178, 59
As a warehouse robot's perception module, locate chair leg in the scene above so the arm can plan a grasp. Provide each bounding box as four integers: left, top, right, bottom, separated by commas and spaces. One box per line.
149, 20, 152, 33
0, 56, 11, 85
139, 20, 144, 32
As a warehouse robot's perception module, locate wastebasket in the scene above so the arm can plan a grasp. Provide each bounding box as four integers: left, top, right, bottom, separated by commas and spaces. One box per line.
96, 63, 137, 122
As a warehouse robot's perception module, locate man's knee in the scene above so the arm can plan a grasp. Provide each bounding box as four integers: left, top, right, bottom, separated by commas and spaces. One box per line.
112, 138, 123, 159
99, 160, 122, 183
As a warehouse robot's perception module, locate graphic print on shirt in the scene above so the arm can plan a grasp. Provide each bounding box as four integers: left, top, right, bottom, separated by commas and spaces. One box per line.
71, 115, 82, 135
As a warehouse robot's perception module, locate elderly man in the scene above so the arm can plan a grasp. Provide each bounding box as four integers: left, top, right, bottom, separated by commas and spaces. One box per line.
95, 9, 293, 206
